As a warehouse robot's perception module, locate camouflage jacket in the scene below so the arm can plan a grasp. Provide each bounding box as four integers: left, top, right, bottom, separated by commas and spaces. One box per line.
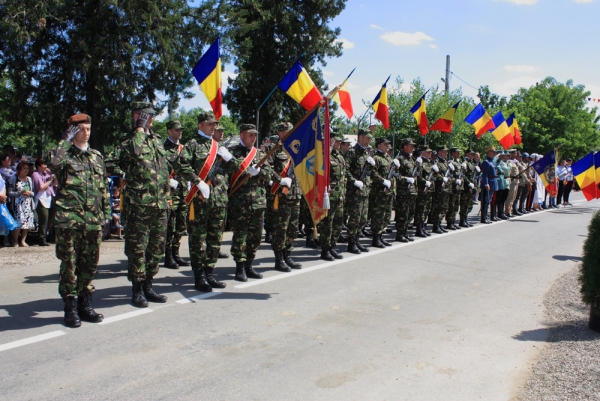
463, 157, 477, 192
164, 138, 187, 203
434, 158, 452, 194
395, 151, 418, 196
104, 132, 131, 179
117, 128, 171, 209
270, 147, 302, 200
329, 149, 347, 202
48, 141, 111, 230
371, 150, 395, 197
448, 157, 464, 192
345, 143, 372, 198
418, 158, 436, 194
227, 142, 272, 210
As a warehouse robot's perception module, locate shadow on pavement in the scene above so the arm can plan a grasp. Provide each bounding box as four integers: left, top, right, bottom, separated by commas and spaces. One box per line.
513, 321, 600, 342
552, 255, 583, 262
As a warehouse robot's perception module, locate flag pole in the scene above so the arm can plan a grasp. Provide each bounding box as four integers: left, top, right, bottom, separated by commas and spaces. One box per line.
255, 84, 279, 146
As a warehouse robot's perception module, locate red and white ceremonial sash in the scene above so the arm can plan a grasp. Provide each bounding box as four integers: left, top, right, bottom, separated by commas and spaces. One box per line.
270, 160, 291, 194
230, 147, 257, 189
184, 139, 218, 204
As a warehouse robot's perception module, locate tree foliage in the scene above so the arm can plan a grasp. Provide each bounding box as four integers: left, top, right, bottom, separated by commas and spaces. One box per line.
580, 211, 600, 310
153, 107, 238, 143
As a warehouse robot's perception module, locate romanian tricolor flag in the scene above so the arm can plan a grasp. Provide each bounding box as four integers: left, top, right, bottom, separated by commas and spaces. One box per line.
332, 81, 354, 119
430, 101, 460, 133
372, 76, 390, 130
571, 152, 597, 201
278, 60, 322, 110
192, 38, 222, 120
594, 152, 600, 198
507, 113, 522, 145
282, 108, 328, 225
491, 111, 515, 150
464, 104, 496, 138
410, 94, 429, 136
532, 149, 558, 197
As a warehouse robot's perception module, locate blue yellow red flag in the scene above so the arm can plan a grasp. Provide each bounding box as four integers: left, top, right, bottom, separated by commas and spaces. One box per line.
409, 94, 429, 136
430, 101, 460, 133
278, 61, 323, 110
464, 104, 496, 138
594, 152, 600, 199
532, 150, 558, 197
491, 111, 515, 150
192, 38, 222, 120
372, 76, 390, 130
571, 152, 597, 201
506, 113, 522, 145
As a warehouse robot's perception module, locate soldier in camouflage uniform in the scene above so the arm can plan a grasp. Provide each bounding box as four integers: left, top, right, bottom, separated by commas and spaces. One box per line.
414, 146, 437, 238
269, 122, 303, 271
49, 114, 111, 328
116, 104, 170, 307
344, 129, 375, 254
431, 146, 452, 234
227, 124, 273, 282
318, 134, 347, 260
214, 123, 231, 259
163, 120, 190, 269
458, 149, 477, 227
338, 136, 353, 243
445, 147, 464, 230
175, 112, 236, 292
394, 138, 419, 243
369, 137, 396, 248
263, 134, 280, 244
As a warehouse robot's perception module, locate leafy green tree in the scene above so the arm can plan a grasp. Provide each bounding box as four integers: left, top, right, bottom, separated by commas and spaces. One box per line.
154, 108, 238, 144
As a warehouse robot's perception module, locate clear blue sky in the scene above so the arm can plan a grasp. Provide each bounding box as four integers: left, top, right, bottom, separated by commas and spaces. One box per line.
177, 0, 600, 119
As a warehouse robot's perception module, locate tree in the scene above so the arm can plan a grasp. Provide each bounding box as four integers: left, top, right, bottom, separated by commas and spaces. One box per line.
153, 107, 238, 143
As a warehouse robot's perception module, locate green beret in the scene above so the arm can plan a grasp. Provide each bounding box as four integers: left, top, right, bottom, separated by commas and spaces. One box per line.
240, 123, 258, 134
197, 111, 217, 123
166, 120, 183, 130
376, 137, 390, 145
277, 122, 293, 132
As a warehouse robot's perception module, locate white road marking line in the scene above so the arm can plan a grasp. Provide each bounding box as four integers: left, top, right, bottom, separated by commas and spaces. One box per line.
235, 201, 594, 289
0, 330, 66, 353
175, 291, 222, 304
98, 309, 153, 325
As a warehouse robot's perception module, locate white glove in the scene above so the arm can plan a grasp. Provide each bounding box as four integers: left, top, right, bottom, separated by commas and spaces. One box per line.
169, 178, 179, 189
405, 177, 415, 184
196, 180, 210, 199
455, 179, 462, 185
416, 157, 423, 165
461, 162, 467, 169
105, 219, 111, 224
448, 163, 455, 171
248, 165, 260, 176
476, 166, 481, 172
268, 180, 273, 186
280, 177, 292, 187
443, 177, 449, 183
393, 159, 400, 168
469, 183, 474, 189
425, 181, 431, 188
354, 180, 364, 189
366, 156, 376, 166
383, 179, 391, 188
217, 146, 233, 162
432, 165, 439, 173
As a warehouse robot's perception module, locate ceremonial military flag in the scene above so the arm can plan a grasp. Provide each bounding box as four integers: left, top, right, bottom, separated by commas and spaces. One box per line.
506, 113, 522, 145
278, 60, 323, 110
532, 149, 558, 197
192, 38, 223, 120
594, 152, 600, 199
571, 152, 597, 201
491, 111, 515, 150
464, 104, 496, 138
410, 93, 429, 135
430, 101, 460, 133
372, 76, 390, 130
332, 81, 354, 119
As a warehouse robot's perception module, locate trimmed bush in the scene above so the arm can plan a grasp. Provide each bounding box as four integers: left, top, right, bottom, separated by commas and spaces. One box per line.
580, 210, 600, 313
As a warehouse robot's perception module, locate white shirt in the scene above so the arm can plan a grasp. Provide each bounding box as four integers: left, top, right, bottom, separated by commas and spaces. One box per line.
0, 175, 5, 194
198, 130, 212, 140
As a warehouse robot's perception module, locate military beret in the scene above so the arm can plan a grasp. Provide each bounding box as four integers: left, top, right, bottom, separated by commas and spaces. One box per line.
376, 137, 390, 145
197, 111, 217, 123
240, 123, 258, 134
357, 128, 373, 138
215, 123, 225, 131
130, 101, 155, 112
449, 147, 461, 153
401, 138, 416, 147
436, 145, 447, 152
67, 113, 91, 125
166, 120, 183, 130
277, 122, 293, 132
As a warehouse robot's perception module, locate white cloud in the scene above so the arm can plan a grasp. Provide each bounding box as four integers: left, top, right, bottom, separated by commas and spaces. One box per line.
380, 31, 435, 46
222, 71, 238, 88
322, 69, 335, 77
504, 65, 541, 73
347, 82, 360, 90
490, 76, 541, 96
370, 24, 384, 30
337, 38, 355, 49
365, 85, 382, 98
499, 0, 538, 5
573, 0, 593, 3
430, 44, 438, 49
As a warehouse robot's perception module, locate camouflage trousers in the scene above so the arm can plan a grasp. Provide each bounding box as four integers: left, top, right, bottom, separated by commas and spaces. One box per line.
414, 192, 433, 224
188, 200, 226, 271
459, 189, 474, 218
125, 204, 167, 282
56, 227, 102, 298
264, 191, 275, 234
346, 195, 369, 236
370, 194, 393, 235
271, 195, 300, 252
230, 207, 265, 263
166, 200, 188, 250
431, 190, 450, 224
445, 191, 461, 224
299, 198, 313, 232
468, 189, 479, 214
318, 197, 344, 248
394, 194, 416, 232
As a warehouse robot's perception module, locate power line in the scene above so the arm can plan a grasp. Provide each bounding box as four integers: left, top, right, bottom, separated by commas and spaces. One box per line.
450, 71, 480, 91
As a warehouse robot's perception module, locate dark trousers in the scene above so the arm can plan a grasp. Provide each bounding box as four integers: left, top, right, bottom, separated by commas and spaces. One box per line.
563, 181, 573, 203
36, 202, 50, 241
557, 181, 565, 205
480, 187, 493, 221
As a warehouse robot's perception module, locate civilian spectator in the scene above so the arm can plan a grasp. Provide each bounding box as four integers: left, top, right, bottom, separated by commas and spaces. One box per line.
7, 161, 35, 247
0, 174, 8, 246
32, 158, 57, 246
563, 158, 574, 206
0, 153, 15, 183
557, 159, 568, 206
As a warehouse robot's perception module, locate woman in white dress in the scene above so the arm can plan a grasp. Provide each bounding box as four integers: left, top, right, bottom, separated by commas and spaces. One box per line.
7, 161, 35, 247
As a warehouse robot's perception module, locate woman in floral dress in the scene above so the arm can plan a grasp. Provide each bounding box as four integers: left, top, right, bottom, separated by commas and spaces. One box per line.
7, 161, 35, 247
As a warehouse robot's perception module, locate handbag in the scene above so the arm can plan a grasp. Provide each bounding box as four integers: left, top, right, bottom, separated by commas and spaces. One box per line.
0, 203, 18, 236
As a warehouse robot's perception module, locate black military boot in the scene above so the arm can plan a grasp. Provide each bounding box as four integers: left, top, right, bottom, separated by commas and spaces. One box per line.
143, 276, 168, 302
432, 222, 444, 234
206, 269, 226, 289
395, 231, 409, 242
338, 233, 348, 243
415, 223, 427, 238
404, 229, 415, 242
77, 292, 103, 323
438, 222, 448, 233
131, 281, 148, 308
320, 248, 335, 261
274, 251, 292, 272
234, 262, 248, 282
459, 215, 469, 228
329, 247, 343, 259
347, 235, 361, 254
499, 203, 509, 220
422, 223, 431, 236
63, 296, 81, 328
163, 246, 179, 269
380, 234, 392, 246
371, 234, 385, 248
446, 222, 457, 231
172, 247, 190, 267
264, 230, 272, 243
355, 235, 369, 252
453, 221, 461, 229
305, 236, 319, 249
490, 204, 498, 221
218, 251, 229, 259
283, 250, 302, 269
245, 260, 263, 279
513, 204, 522, 216
193, 269, 212, 292
362, 227, 372, 238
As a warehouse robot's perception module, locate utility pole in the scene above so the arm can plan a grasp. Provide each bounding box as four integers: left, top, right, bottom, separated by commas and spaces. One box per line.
445, 55, 450, 95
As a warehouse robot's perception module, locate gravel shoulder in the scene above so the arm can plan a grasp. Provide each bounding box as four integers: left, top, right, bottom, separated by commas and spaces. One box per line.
519, 266, 600, 401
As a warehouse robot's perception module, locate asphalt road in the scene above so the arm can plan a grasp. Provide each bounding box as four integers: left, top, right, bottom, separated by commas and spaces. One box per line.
0, 193, 597, 400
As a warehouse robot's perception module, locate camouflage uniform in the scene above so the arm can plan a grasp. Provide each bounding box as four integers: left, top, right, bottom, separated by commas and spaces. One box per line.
263, 135, 280, 241
431, 153, 452, 231
164, 136, 188, 257
370, 148, 395, 237
414, 156, 436, 228
459, 155, 476, 226
394, 146, 418, 240
445, 152, 464, 228
318, 147, 347, 250
344, 143, 372, 235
